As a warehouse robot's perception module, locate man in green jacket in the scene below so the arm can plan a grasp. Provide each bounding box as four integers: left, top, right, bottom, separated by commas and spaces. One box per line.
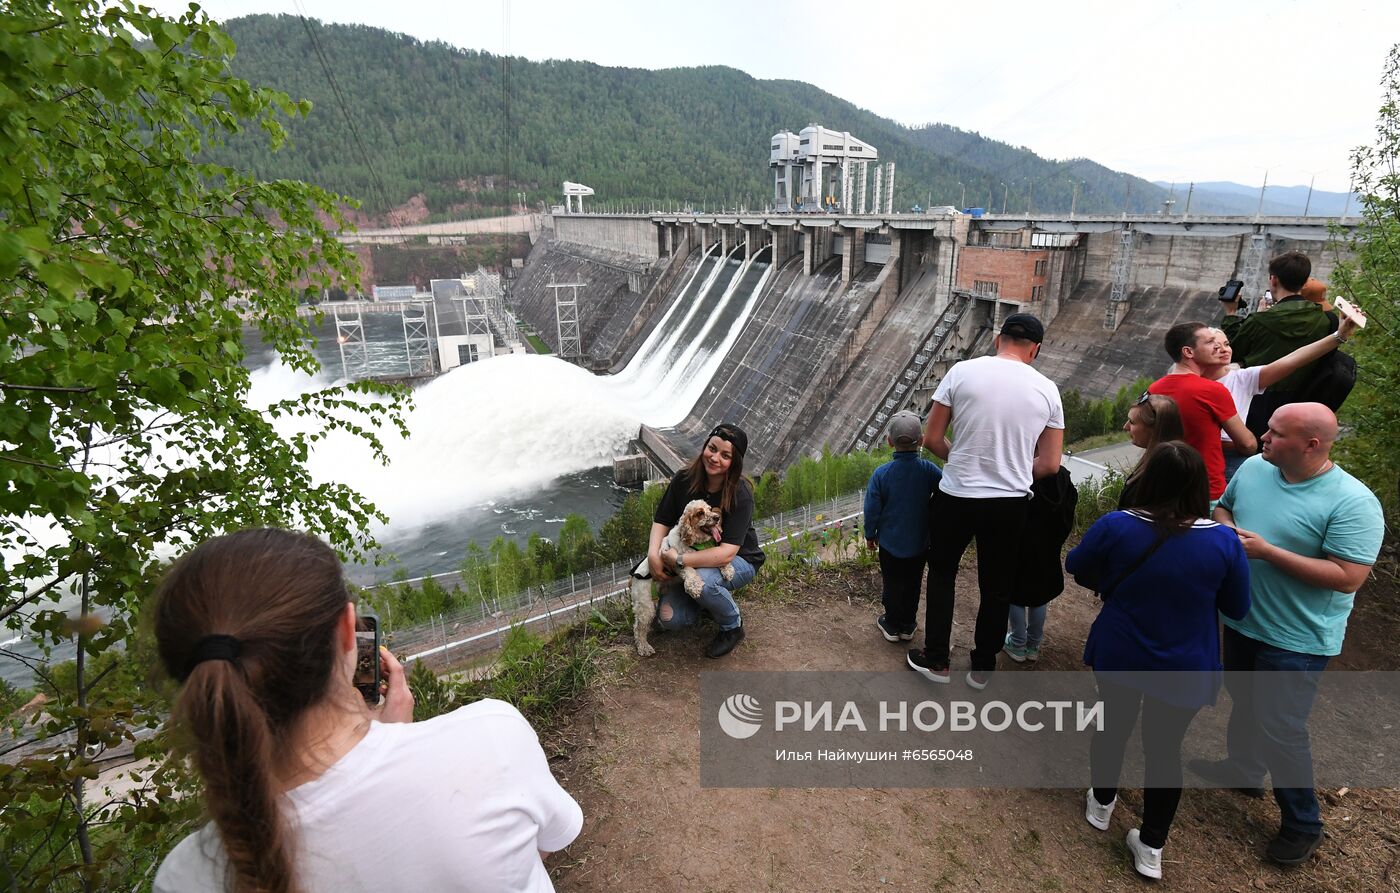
1220, 251, 1337, 438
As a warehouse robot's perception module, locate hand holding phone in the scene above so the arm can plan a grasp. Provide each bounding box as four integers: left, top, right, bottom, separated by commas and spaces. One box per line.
375, 646, 415, 724
353, 613, 381, 706
1335, 296, 1367, 329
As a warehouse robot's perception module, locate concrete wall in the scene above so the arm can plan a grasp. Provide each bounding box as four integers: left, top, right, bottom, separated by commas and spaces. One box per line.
552, 215, 661, 260
1079, 229, 1340, 289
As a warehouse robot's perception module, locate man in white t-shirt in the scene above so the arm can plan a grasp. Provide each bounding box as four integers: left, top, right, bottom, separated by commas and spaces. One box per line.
910, 313, 1064, 690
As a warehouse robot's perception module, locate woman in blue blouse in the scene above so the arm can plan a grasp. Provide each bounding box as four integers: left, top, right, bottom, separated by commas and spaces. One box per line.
1067, 440, 1250, 881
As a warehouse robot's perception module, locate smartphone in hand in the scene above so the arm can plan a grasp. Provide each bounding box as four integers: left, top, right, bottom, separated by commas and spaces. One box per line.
1335, 296, 1367, 328
354, 613, 381, 705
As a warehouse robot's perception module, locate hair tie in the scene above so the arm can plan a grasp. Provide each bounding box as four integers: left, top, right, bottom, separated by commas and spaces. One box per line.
183, 634, 242, 679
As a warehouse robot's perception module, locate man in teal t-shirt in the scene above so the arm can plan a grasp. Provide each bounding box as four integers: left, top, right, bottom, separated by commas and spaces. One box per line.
1194, 403, 1382, 867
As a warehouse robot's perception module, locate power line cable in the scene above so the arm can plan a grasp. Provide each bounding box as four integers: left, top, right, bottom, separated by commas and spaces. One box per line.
501, 0, 512, 215
292, 2, 404, 239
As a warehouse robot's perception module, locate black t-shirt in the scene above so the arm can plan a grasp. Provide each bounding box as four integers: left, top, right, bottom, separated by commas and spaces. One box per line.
653, 473, 765, 568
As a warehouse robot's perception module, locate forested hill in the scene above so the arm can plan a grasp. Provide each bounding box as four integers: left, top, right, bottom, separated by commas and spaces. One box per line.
213, 14, 1170, 220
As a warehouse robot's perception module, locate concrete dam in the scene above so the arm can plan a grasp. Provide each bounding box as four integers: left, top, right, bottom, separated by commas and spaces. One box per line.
507, 210, 1354, 474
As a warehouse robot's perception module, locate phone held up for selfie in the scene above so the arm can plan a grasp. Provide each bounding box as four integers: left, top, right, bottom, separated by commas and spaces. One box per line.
354, 613, 381, 706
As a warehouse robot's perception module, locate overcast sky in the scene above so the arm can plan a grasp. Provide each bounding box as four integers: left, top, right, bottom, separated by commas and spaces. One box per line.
146, 0, 1399, 193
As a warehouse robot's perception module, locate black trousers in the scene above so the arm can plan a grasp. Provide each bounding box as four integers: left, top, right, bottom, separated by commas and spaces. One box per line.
1090, 675, 1201, 850
923, 491, 1029, 672
878, 547, 926, 631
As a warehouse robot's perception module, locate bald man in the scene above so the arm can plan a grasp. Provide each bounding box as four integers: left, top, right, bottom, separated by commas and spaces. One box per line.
1191, 403, 1383, 865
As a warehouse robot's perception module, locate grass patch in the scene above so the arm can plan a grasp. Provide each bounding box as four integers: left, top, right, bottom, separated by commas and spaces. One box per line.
524, 331, 552, 354
1065, 431, 1130, 453
408, 601, 631, 731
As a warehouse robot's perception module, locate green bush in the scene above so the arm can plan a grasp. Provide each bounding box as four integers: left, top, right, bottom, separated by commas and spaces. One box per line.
1063, 377, 1153, 445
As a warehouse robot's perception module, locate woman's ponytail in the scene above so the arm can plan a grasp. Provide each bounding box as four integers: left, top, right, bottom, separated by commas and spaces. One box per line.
175, 662, 297, 893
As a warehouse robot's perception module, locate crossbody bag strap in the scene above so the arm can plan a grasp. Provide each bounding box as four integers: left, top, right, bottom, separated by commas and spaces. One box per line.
1098, 523, 1173, 599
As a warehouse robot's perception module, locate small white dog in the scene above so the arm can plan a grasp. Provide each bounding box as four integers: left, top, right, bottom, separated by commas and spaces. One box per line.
630, 499, 734, 656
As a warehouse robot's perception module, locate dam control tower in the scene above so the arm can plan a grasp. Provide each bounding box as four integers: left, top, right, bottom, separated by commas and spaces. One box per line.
771, 125, 893, 214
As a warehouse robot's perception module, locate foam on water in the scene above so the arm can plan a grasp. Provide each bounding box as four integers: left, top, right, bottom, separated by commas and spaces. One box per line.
304, 353, 638, 534
252, 248, 774, 535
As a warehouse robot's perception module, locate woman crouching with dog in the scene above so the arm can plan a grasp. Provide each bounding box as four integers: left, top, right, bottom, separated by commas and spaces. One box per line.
152, 528, 582, 893
648, 423, 766, 658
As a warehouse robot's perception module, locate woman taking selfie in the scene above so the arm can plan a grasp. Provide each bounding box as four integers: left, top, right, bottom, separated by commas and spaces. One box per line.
648, 423, 766, 658
153, 528, 581, 893
1067, 441, 1250, 881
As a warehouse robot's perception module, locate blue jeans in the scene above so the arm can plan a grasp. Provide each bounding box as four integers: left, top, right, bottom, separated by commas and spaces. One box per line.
1007, 604, 1046, 649
657, 556, 756, 632
1222, 626, 1330, 835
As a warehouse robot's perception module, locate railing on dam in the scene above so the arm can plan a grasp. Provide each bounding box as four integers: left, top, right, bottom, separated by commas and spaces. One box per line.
377, 491, 868, 670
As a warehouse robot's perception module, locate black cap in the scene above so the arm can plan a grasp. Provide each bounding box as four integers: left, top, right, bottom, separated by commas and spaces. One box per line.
1000, 313, 1045, 343
708, 423, 748, 459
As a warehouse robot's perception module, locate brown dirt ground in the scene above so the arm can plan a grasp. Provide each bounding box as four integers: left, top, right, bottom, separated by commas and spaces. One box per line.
541, 560, 1400, 893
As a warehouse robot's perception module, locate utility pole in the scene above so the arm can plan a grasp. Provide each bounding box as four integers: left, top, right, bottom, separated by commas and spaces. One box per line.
1070, 181, 1079, 218
1303, 174, 1316, 216
1183, 182, 1195, 217
1255, 170, 1269, 220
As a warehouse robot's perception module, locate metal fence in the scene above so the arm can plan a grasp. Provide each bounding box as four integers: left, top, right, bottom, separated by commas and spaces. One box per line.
384, 491, 867, 670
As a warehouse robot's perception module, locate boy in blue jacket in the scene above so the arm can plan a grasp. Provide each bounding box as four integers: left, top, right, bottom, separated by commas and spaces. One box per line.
864, 410, 943, 641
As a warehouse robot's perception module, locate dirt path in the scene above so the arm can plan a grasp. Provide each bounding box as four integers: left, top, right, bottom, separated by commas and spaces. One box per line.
545, 562, 1400, 892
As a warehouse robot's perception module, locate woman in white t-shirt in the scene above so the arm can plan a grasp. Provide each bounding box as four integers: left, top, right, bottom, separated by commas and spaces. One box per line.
152, 528, 583, 893
1206, 313, 1358, 480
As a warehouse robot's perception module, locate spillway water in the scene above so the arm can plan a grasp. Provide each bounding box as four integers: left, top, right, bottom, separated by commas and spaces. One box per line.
242, 244, 774, 577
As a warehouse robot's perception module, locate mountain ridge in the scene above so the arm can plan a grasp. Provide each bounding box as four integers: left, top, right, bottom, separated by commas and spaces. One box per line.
1150, 181, 1359, 217
208, 15, 1189, 221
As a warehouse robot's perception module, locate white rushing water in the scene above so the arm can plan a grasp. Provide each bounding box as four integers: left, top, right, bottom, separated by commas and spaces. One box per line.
264, 246, 773, 538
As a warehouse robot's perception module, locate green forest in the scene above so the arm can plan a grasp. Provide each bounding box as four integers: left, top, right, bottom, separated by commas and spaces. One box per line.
211, 14, 1175, 220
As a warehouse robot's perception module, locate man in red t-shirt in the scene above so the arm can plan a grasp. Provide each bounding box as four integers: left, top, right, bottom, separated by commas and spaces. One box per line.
1149, 322, 1257, 500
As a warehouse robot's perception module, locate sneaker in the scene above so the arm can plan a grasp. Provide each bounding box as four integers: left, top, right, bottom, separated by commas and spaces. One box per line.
965, 670, 990, 691
1125, 829, 1163, 880
877, 614, 915, 642
1003, 633, 1027, 663
1025, 643, 1041, 662
1185, 758, 1266, 799
705, 624, 745, 659
1085, 788, 1115, 831
1266, 826, 1323, 865
906, 650, 950, 683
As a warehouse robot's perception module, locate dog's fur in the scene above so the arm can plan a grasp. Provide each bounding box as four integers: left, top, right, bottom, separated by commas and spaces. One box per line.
631, 499, 735, 656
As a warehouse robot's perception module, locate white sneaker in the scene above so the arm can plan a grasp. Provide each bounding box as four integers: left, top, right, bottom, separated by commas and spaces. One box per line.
1084, 788, 1115, 831
1126, 828, 1163, 880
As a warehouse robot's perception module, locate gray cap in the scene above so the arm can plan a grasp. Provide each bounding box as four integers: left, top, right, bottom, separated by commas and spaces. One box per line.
887, 410, 923, 449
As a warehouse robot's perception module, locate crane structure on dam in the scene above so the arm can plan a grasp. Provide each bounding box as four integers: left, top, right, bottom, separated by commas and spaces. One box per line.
771, 124, 895, 215
561, 181, 595, 214
546, 275, 584, 361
